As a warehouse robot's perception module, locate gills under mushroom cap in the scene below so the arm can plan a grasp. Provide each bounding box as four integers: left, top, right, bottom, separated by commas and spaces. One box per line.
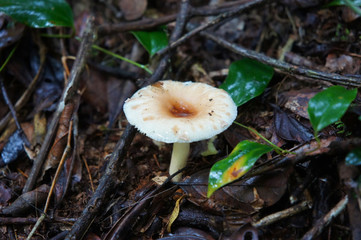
123, 80, 237, 143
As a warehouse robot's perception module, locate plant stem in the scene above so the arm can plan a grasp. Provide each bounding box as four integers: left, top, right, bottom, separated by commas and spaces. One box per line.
0, 42, 18, 72
91, 44, 153, 75
234, 121, 295, 155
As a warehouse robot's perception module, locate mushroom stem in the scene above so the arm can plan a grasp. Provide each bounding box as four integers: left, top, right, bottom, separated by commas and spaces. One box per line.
169, 142, 190, 182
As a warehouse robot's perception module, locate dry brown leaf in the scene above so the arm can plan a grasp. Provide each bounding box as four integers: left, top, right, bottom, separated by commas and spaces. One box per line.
119, 0, 147, 20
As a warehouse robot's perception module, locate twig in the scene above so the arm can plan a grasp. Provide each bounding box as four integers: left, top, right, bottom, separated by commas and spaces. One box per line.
301, 195, 349, 240
202, 31, 361, 87
22, 16, 96, 193
157, 0, 266, 56
0, 217, 77, 225
0, 78, 30, 147
26, 120, 74, 240
64, 1, 191, 239
252, 200, 312, 227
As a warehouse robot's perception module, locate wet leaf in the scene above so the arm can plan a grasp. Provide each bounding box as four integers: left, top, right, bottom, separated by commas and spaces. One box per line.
132, 29, 168, 57
0, 0, 74, 28
273, 105, 313, 143
220, 58, 274, 107
345, 148, 361, 165
307, 85, 357, 135
207, 140, 272, 197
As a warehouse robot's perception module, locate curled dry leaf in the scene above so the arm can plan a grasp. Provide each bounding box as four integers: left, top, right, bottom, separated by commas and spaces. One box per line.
181, 167, 292, 215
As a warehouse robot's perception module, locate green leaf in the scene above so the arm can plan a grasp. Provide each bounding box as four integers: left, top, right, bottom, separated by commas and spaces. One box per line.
324, 0, 361, 7
0, 0, 74, 28
220, 58, 274, 107
207, 140, 272, 197
132, 29, 168, 57
346, 148, 361, 166
307, 86, 357, 135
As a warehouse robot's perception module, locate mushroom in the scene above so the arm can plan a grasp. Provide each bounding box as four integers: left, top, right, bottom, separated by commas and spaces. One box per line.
123, 80, 237, 181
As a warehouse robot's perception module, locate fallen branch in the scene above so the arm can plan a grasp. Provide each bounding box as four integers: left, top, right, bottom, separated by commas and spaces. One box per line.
202, 31, 361, 87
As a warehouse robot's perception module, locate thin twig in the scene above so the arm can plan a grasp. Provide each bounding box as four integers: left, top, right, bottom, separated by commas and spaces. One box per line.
0, 78, 30, 147
202, 31, 361, 87
252, 200, 312, 227
22, 16, 96, 193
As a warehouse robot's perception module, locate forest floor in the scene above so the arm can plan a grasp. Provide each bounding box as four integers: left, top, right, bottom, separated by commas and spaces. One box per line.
0, 0, 361, 239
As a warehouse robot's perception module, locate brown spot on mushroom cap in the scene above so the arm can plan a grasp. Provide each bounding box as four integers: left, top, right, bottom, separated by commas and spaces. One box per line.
123, 80, 237, 143
172, 125, 179, 134
143, 116, 155, 121
132, 105, 140, 110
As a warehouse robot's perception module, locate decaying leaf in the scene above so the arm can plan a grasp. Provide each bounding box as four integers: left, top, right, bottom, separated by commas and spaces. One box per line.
42, 103, 74, 174
273, 105, 313, 143
1, 184, 49, 216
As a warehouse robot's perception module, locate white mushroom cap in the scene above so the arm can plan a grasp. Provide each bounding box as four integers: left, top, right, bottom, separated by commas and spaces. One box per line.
123, 80, 237, 143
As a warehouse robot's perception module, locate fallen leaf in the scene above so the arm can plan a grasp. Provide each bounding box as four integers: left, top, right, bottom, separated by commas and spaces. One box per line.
119, 0, 147, 20
273, 104, 313, 143
281, 88, 318, 119
1, 184, 49, 216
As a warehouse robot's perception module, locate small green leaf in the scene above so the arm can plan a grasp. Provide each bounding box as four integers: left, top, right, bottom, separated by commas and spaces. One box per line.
307, 86, 357, 135
207, 140, 272, 197
220, 58, 274, 107
324, 0, 361, 7
346, 148, 361, 166
132, 29, 168, 57
0, 0, 74, 28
